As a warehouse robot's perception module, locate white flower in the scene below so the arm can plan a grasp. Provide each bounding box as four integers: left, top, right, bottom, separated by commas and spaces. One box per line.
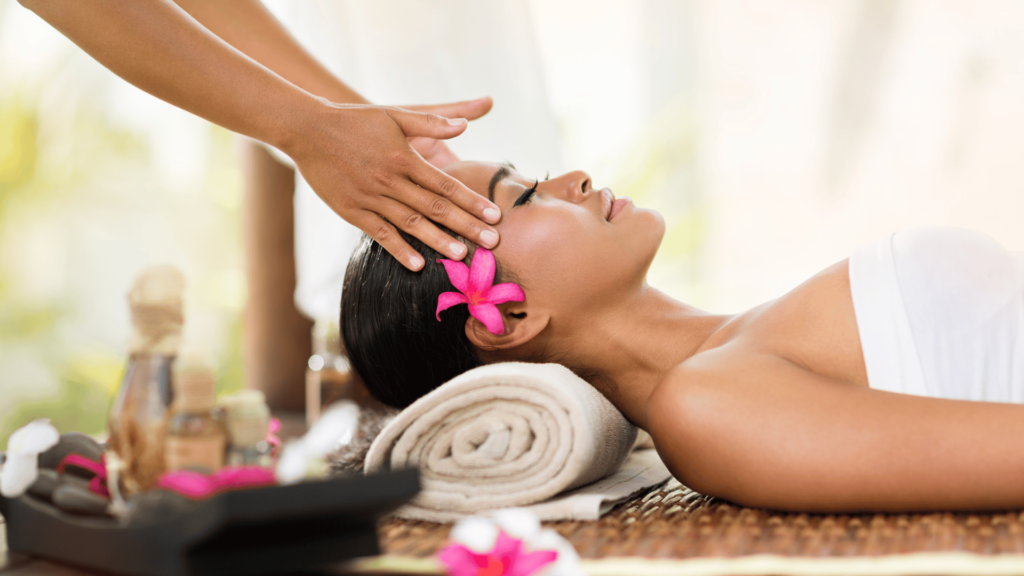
448, 508, 585, 576
0, 419, 60, 498
275, 401, 360, 485
449, 516, 501, 553
304, 401, 360, 455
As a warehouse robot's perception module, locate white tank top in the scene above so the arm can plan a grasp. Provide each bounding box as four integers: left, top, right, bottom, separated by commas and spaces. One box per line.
848, 226, 1024, 402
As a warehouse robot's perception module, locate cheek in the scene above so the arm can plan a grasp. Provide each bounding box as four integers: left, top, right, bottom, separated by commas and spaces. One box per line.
498, 213, 623, 307
499, 217, 576, 283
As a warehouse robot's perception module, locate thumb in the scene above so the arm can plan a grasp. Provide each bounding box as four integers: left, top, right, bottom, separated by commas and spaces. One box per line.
387, 108, 468, 140
405, 96, 493, 121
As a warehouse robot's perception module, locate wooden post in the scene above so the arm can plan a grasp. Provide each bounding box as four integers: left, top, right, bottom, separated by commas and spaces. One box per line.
242, 141, 312, 411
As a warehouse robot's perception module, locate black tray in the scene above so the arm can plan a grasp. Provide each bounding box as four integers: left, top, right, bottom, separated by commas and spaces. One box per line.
1, 469, 420, 576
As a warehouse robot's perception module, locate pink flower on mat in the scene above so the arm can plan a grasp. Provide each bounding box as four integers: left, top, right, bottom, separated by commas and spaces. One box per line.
438, 530, 557, 576
436, 248, 525, 335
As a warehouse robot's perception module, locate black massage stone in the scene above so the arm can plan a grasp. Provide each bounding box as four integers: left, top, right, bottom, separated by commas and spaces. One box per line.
52, 484, 111, 517
38, 433, 105, 477
27, 469, 60, 500
125, 490, 201, 526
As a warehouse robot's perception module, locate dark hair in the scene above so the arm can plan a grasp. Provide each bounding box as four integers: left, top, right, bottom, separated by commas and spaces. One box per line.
340, 228, 518, 408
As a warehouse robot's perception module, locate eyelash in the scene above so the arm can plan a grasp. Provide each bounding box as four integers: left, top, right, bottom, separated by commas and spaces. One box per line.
512, 174, 549, 208
513, 180, 539, 207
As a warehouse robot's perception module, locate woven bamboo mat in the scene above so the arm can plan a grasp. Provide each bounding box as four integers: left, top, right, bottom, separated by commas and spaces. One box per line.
380, 477, 1024, 558
327, 405, 1024, 573
372, 477, 1024, 574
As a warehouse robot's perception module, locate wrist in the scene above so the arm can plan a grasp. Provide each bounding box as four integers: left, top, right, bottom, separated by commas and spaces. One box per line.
265, 92, 332, 159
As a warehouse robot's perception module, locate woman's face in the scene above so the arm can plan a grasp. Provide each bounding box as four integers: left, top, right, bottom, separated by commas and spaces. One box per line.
443, 161, 665, 326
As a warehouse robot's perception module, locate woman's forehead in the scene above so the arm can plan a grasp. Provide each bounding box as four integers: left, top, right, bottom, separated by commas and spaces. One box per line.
443, 161, 520, 198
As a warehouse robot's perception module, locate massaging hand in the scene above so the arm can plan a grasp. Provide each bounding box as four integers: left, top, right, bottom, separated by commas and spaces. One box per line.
20, 0, 500, 271
404, 101, 487, 169
284, 97, 501, 270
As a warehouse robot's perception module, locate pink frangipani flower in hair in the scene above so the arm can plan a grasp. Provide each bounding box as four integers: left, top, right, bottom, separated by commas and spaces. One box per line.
436, 248, 525, 335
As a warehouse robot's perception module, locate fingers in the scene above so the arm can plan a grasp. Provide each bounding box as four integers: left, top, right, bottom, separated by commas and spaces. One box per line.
407, 161, 502, 241
405, 96, 493, 122
352, 210, 427, 272
407, 136, 460, 168
355, 172, 498, 271
387, 107, 468, 140
386, 179, 499, 256
376, 194, 472, 262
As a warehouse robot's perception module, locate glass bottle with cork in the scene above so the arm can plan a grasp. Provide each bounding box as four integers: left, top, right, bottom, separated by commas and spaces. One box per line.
165, 359, 227, 474
306, 319, 382, 425
107, 266, 184, 495
305, 319, 353, 425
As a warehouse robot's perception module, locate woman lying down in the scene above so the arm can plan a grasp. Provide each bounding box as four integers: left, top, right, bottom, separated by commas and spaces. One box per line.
341, 160, 1024, 514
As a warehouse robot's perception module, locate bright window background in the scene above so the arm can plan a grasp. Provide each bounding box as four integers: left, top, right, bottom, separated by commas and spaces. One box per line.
3, 0, 1024, 442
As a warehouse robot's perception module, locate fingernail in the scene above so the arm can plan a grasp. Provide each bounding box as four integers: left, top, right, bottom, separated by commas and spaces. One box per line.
480, 230, 499, 247
483, 207, 501, 223
447, 117, 466, 126
450, 242, 466, 258
409, 255, 424, 270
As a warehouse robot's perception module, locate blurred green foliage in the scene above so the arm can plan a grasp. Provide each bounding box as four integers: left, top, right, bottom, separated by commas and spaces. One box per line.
3, 360, 116, 442
0, 99, 37, 204
0, 95, 114, 442
0, 5, 246, 446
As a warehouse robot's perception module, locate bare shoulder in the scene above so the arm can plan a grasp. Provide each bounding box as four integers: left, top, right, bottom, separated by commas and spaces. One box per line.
645, 348, 812, 495
704, 257, 868, 388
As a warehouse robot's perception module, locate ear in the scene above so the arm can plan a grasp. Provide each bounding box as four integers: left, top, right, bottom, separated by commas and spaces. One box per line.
464, 304, 549, 351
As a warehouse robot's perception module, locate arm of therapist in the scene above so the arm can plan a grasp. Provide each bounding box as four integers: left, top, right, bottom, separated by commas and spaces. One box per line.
17, 0, 501, 270
169, 0, 491, 169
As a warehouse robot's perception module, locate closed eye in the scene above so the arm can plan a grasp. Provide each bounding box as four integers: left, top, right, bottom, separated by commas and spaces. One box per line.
513, 180, 539, 208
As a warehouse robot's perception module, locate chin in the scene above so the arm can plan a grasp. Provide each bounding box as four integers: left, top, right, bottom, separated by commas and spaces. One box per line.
629, 207, 665, 272
637, 206, 666, 244
648, 208, 667, 235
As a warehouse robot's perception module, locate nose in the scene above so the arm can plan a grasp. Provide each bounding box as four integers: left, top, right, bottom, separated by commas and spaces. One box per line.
544, 170, 592, 202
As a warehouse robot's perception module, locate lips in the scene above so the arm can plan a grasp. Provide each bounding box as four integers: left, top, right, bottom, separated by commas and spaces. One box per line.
601, 188, 631, 221
608, 197, 631, 221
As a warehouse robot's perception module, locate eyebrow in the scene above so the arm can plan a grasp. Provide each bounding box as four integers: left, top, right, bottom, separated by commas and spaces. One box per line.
488, 163, 515, 203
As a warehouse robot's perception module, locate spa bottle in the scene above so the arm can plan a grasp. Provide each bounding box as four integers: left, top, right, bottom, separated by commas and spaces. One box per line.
165, 362, 226, 474
220, 390, 272, 467
305, 319, 354, 424
107, 266, 184, 494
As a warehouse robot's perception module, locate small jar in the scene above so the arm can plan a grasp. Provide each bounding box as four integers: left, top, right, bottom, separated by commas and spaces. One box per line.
219, 389, 272, 467
165, 361, 226, 474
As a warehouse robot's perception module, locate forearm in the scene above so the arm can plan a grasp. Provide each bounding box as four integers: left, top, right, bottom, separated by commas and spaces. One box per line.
171, 0, 368, 105
19, 0, 317, 151
19, 0, 501, 270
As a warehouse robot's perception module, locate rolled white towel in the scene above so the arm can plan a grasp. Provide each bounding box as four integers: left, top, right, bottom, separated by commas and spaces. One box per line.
364, 362, 638, 514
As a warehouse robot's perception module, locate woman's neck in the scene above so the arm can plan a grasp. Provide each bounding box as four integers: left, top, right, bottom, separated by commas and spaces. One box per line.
560, 285, 736, 429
